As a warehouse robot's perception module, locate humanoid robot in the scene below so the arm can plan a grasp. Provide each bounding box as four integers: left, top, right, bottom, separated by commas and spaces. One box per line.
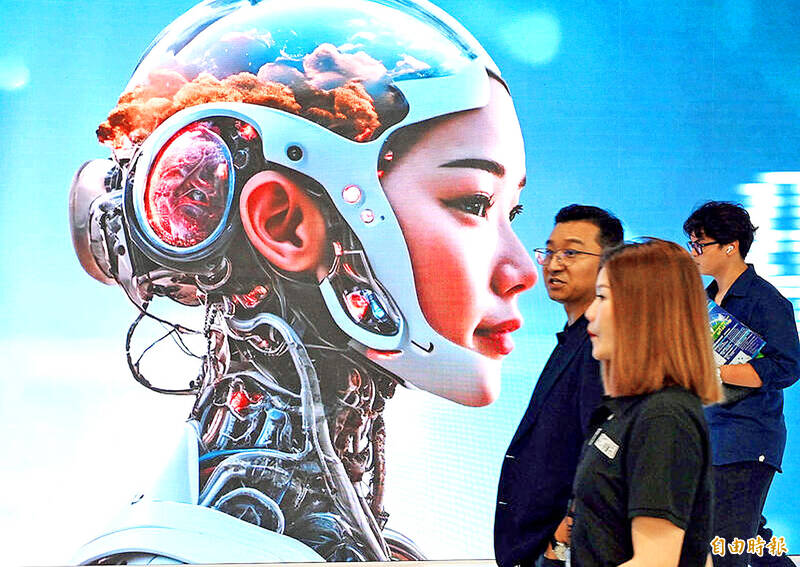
69, 0, 532, 563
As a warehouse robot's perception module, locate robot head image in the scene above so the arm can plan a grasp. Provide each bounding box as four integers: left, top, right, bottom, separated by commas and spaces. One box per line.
69, 0, 535, 563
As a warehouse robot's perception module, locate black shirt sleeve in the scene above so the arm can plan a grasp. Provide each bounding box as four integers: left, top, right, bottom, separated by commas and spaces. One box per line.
625, 409, 704, 530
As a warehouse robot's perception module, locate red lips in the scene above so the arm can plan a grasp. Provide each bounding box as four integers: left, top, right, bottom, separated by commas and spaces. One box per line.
474, 319, 522, 357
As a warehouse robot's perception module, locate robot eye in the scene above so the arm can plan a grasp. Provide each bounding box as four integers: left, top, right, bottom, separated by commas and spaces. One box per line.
144, 123, 233, 249
187, 189, 209, 204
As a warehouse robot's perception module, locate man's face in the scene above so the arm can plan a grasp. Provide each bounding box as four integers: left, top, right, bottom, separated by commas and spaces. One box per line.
542, 220, 604, 310
688, 231, 729, 277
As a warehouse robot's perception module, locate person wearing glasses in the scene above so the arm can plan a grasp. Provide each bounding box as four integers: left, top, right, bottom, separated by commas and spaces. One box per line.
684, 201, 800, 567
495, 204, 623, 567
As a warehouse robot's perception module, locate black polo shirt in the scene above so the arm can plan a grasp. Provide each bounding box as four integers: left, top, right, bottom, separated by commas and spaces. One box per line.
570, 386, 712, 567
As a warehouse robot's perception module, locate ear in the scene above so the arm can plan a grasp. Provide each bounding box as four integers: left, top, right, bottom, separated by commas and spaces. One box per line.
240, 170, 327, 273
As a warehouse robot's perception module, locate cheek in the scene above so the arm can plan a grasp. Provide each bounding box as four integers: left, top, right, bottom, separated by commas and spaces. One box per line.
697, 261, 712, 276
601, 306, 614, 349
576, 264, 599, 290
403, 220, 487, 345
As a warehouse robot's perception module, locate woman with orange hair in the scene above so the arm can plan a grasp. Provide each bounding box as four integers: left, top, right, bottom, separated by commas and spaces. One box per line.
569, 239, 722, 567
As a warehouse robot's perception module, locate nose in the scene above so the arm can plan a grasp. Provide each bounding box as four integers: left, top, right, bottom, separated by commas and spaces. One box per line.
550, 251, 570, 267
492, 225, 538, 296
546, 253, 566, 272
585, 297, 598, 322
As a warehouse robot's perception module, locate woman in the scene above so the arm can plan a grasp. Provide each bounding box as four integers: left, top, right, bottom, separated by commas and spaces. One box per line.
684, 202, 800, 567
570, 239, 721, 567
68, 0, 536, 563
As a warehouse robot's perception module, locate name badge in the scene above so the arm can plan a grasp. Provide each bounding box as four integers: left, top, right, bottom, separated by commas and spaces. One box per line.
594, 432, 619, 459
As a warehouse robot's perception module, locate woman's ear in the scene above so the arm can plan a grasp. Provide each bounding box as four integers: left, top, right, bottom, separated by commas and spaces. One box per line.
240, 170, 327, 273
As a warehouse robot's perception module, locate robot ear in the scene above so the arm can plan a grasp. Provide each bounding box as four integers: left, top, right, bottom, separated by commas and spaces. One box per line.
240, 171, 327, 274
69, 159, 120, 286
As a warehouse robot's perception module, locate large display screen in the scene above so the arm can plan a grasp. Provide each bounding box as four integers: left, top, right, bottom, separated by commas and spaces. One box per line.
1, 0, 799, 564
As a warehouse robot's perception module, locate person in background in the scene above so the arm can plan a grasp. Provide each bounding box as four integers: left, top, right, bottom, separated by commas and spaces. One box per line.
684, 201, 800, 567
495, 204, 623, 567
571, 238, 721, 567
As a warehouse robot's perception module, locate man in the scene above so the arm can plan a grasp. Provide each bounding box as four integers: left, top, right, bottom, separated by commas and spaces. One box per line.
684, 201, 800, 567
495, 204, 623, 567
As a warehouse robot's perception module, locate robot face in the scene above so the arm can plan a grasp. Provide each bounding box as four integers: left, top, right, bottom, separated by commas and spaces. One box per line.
74, 0, 514, 406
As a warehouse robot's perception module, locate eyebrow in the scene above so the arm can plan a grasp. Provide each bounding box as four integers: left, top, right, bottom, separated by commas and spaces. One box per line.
440, 158, 505, 177
546, 237, 587, 246
440, 158, 526, 190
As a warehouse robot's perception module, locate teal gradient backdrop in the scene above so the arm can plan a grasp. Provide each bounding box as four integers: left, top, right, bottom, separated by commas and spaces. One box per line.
1, 1, 800, 564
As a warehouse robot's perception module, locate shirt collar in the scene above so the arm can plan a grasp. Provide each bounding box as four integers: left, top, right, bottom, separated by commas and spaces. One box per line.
599, 385, 689, 421
556, 313, 589, 344
600, 393, 642, 418
706, 264, 756, 301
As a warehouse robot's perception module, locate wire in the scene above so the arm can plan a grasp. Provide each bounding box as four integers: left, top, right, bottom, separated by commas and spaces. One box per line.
116, 272, 204, 358
119, 279, 201, 335
167, 326, 204, 358
126, 308, 197, 395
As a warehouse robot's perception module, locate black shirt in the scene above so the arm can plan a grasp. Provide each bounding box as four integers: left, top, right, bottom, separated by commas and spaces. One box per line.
495, 316, 604, 567
570, 387, 712, 567
705, 264, 800, 470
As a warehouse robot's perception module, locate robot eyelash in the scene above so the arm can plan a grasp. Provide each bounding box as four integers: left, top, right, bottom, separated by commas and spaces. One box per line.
509, 204, 523, 221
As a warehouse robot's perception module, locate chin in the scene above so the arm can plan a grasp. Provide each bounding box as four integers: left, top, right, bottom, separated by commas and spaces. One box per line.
465, 360, 502, 407
434, 359, 501, 407
461, 383, 500, 407
401, 333, 504, 407
545, 290, 568, 304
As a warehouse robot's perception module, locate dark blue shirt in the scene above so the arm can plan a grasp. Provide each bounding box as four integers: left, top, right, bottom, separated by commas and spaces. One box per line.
705, 264, 800, 470
494, 315, 605, 567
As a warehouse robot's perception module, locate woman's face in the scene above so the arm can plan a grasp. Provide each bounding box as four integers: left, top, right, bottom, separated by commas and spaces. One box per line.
381, 80, 537, 360
586, 267, 615, 362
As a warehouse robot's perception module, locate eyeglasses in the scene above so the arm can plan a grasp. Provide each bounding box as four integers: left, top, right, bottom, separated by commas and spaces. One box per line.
686, 240, 720, 256
533, 248, 602, 266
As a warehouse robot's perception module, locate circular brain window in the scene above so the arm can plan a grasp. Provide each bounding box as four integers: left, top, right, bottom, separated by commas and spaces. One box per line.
144, 124, 233, 249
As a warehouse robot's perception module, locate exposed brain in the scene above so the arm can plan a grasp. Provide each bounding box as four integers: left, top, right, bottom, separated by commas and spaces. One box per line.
144, 124, 231, 248
95, 0, 483, 150
99, 45, 390, 148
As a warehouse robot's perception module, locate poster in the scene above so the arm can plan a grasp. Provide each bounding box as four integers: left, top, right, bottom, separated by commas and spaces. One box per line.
1, 0, 799, 564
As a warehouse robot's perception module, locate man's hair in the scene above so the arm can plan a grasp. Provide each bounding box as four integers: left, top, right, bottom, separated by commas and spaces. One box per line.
555, 204, 624, 249
682, 201, 757, 258
600, 239, 721, 405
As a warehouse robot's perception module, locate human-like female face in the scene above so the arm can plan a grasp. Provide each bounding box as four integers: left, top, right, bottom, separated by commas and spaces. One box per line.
381, 80, 537, 360
586, 267, 615, 363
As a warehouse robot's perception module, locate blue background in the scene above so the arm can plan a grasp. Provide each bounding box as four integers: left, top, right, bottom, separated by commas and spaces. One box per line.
1, 0, 800, 563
